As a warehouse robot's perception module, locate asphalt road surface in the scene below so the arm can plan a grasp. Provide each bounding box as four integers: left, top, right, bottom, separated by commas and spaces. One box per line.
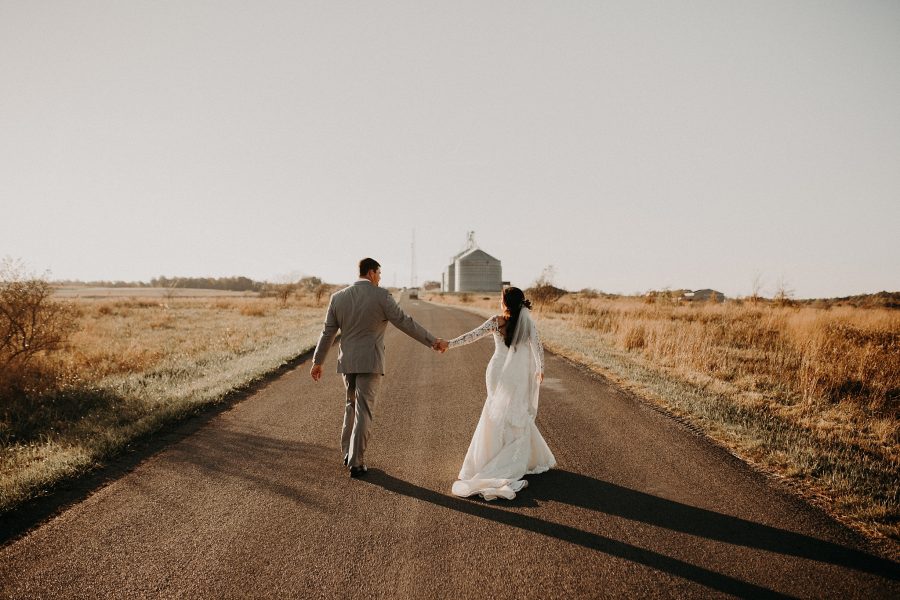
2, 297, 898, 599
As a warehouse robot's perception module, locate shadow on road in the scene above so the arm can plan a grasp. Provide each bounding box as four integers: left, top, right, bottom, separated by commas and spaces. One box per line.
529, 469, 899, 581
363, 468, 899, 598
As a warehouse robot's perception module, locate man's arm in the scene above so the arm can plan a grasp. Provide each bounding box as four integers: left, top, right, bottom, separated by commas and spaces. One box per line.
381, 291, 436, 348
310, 297, 339, 381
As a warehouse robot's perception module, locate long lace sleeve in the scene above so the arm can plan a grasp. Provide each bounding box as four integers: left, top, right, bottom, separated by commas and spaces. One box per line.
530, 322, 545, 373
448, 317, 499, 349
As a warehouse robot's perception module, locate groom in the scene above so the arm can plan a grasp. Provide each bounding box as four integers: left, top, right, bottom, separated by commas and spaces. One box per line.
310, 258, 448, 477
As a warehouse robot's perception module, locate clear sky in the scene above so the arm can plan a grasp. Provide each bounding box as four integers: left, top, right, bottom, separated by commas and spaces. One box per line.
2, 1, 898, 298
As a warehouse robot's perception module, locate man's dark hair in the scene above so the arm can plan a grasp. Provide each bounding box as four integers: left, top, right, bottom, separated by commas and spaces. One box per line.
359, 258, 381, 277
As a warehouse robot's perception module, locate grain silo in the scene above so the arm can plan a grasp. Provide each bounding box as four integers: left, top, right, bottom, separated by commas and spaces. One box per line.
455, 247, 502, 292
443, 232, 502, 293
443, 261, 456, 292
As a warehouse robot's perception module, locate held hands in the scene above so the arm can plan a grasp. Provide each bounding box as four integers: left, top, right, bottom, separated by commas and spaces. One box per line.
312, 340, 447, 381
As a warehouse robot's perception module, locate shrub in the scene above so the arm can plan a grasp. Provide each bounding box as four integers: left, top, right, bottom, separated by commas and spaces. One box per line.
240, 304, 267, 317
314, 283, 331, 306
274, 284, 294, 306
527, 265, 568, 307
297, 276, 323, 293
528, 284, 567, 307
0, 262, 78, 398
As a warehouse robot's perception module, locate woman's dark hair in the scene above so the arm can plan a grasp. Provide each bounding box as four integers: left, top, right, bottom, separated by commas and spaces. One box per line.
359, 257, 381, 277
502, 287, 532, 348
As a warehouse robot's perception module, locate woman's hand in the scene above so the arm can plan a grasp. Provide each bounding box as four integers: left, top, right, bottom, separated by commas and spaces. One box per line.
537, 372, 544, 384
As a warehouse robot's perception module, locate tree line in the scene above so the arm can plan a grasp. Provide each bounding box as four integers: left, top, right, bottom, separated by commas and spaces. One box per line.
149, 276, 262, 292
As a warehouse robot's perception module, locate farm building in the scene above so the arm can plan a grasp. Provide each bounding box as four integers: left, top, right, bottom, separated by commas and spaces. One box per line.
442, 261, 456, 292
684, 289, 726, 302
442, 232, 503, 293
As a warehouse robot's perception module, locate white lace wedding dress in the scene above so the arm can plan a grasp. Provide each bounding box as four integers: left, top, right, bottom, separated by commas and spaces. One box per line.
447, 309, 556, 500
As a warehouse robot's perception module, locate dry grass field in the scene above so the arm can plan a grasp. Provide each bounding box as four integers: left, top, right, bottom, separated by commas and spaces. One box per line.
0, 291, 326, 515
426, 291, 900, 542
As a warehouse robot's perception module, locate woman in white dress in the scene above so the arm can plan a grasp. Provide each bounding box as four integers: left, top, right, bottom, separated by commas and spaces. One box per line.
445, 287, 556, 500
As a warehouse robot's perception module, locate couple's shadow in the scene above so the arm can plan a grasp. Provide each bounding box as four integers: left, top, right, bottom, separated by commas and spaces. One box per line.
361, 468, 898, 599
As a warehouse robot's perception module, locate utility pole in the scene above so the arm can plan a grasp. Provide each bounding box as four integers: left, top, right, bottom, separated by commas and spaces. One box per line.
410, 229, 418, 288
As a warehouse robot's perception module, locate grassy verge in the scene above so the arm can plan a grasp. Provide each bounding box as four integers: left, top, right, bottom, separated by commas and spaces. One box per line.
426, 292, 899, 544
1, 296, 324, 515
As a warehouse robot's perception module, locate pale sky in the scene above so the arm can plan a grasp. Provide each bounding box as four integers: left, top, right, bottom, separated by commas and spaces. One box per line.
2, 1, 898, 298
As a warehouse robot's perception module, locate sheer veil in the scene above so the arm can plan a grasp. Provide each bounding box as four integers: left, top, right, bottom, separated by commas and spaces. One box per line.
509, 306, 536, 354
488, 307, 541, 427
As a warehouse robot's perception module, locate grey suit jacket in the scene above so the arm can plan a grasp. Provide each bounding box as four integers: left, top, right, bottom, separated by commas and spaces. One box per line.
312, 280, 435, 375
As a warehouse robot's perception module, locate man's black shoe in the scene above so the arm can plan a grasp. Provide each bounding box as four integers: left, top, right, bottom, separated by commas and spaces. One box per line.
349, 465, 367, 478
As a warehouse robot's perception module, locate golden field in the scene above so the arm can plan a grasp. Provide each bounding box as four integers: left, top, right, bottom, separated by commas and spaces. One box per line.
0, 292, 325, 515
426, 291, 900, 541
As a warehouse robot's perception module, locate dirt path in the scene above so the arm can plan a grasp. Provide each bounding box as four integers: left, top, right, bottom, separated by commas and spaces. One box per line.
1, 297, 897, 598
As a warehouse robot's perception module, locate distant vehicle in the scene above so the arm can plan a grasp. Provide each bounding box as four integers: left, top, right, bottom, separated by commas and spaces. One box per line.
409, 288, 418, 299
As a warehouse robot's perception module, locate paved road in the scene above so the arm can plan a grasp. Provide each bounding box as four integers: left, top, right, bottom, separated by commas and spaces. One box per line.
2, 297, 898, 598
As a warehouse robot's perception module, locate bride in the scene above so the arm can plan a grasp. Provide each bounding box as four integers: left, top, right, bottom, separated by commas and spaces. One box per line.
444, 287, 556, 500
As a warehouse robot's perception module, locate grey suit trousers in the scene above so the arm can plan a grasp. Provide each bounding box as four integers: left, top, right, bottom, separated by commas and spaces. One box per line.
341, 373, 382, 468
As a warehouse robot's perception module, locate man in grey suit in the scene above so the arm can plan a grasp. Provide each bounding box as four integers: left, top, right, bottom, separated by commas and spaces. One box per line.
310, 258, 447, 477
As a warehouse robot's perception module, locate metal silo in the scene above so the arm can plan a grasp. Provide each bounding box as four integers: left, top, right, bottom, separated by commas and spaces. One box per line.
443, 263, 456, 292
455, 248, 502, 292
443, 244, 470, 292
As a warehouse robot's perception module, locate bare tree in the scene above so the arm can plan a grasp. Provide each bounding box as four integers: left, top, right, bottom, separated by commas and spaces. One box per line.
750, 272, 764, 303
773, 276, 795, 307
0, 259, 77, 388
298, 276, 323, 294
528, 264, 566, 308
162, 280, 179, 303
535, 265, 557, 287
275, 283, 295, 306
314, 283, 331, 306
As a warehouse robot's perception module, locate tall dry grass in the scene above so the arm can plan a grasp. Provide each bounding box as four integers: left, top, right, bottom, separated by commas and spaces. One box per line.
563, 297, 898, 414
426, 291, 900, 541
1, 295, 325, 514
